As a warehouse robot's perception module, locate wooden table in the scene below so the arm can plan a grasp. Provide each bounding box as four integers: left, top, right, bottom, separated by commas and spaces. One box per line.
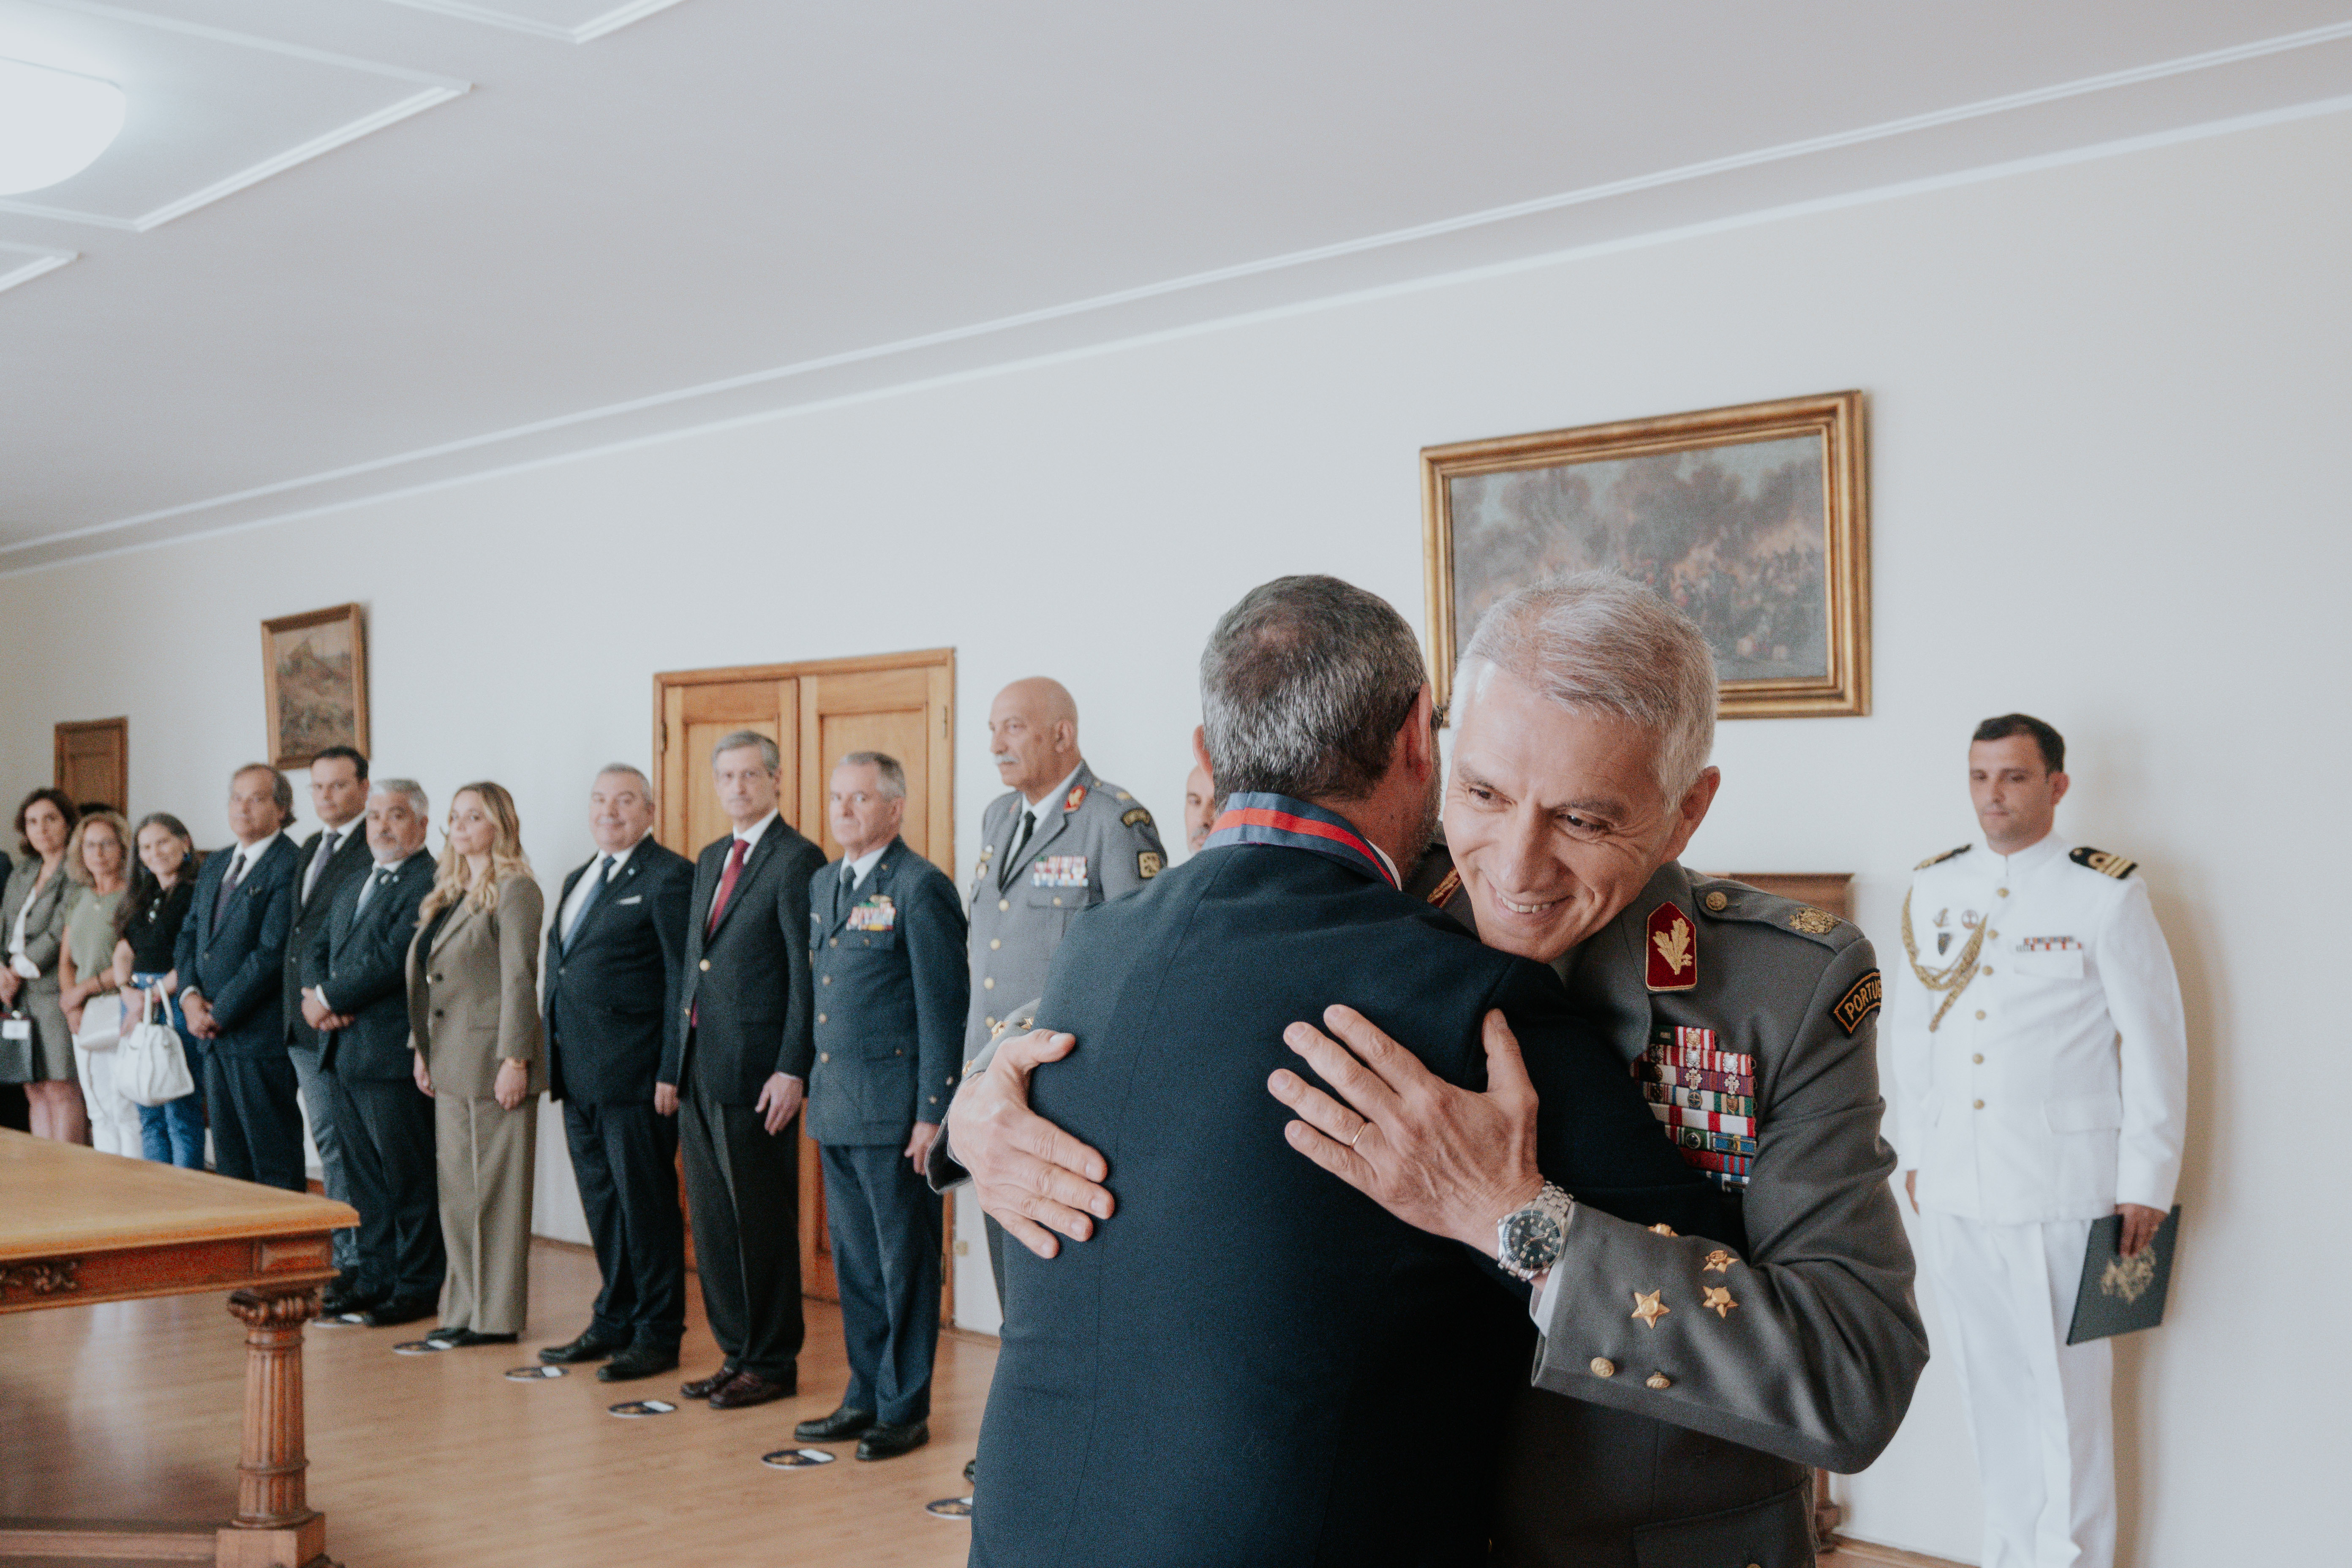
0, 1130, 358, 1568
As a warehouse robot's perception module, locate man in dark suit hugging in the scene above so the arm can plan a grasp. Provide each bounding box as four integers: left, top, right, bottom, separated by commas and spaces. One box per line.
539, 765, 694, 1382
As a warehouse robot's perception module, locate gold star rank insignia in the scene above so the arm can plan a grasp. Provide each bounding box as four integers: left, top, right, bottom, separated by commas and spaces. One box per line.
1702, 1285, 1737, 1319
1701, 1248, 1737, 1274
1631, 1290, 1670, 1327
1649, 1223, 1677, 1237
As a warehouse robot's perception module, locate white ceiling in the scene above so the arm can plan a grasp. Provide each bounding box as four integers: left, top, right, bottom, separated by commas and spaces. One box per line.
3, 0, 2349, 571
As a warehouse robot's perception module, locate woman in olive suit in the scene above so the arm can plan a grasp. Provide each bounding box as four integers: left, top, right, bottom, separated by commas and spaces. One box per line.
408, 781, 545, 1347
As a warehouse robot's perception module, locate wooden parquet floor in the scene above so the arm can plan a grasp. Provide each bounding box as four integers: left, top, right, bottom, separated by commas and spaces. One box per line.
0, 1240, 985, 1567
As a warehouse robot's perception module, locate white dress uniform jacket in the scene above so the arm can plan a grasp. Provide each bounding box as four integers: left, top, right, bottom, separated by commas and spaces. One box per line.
1886, 832, 2187, 1221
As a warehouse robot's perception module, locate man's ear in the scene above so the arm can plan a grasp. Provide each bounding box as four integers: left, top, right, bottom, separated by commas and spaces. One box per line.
1395, 684, 1438, 780
1658, 766, 1722, 864
1191, 725, 1214, 779
2048, 770, 2070, 810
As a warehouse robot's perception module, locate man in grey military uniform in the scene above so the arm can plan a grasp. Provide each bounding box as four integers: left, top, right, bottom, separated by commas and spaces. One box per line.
962, 676, 1166, 1293
948, 576, 1925, 1568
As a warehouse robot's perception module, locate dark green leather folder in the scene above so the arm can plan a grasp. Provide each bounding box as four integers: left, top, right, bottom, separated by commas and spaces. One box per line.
2066, 1205, 2182, 1345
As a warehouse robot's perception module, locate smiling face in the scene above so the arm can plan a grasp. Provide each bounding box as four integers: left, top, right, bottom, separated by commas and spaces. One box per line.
589, 770, 655, 855
1968, 735, 2068, 855
446, 790, 497, 859
1442, 660, 1718, 964
137, 822, 190, 883
828, 761, 904, 860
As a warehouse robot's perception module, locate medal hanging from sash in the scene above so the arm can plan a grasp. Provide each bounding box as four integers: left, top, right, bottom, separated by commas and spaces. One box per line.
1203, 793, 1400, 889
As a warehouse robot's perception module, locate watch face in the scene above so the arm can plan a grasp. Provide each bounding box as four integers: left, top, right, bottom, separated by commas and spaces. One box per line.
1502, 1207, 1563, 1270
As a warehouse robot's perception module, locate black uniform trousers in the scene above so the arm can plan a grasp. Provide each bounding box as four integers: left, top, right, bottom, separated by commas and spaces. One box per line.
205, 1053, 307, 1192
564, 1099, 686, 1350
821, 1142, 942, 1425
678, 1046, 804, 1381
326, 1071, 446, 1303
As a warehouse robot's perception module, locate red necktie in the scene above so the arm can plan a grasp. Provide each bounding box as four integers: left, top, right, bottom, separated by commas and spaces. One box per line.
705, 837, 749, 934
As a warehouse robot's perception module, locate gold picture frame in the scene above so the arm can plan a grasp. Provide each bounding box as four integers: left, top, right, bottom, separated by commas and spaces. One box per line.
261, 603, 369, 770
1421, 391, 1869, 719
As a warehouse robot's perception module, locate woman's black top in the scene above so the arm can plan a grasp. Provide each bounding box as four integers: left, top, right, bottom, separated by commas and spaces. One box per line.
123, 880, 195, 973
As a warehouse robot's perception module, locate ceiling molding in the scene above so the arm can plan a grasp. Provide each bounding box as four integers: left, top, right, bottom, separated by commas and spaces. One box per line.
6, 84, 2349, 583
0, 1, 471, 232
368, 0, 689, 44
0, 240, 76, 293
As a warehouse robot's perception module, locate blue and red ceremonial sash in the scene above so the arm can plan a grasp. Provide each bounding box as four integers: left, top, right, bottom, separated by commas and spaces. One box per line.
1204, 792, 1399, 890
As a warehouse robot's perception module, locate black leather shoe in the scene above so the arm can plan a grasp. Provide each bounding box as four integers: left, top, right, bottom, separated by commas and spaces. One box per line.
539, 1328, 626, 1365
856, 1421, 929, 1461
708, 1369, 795, 1409
436, 1329, 518, 1348
794, 1405, 876, 1442
359, 1296, 437, 1328
319, 1275, 383, 1317
679, 1364, 740, 1400
597, 1344, 681, 1383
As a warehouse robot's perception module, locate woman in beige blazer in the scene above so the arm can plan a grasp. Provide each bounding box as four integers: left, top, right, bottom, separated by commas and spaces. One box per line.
408, 781, 545, 1347
0, 789, 87, 1143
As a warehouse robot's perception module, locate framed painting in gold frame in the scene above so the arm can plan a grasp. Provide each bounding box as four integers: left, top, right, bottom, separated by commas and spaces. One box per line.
261, 603, 369, 770
1421, 391, 1869, 719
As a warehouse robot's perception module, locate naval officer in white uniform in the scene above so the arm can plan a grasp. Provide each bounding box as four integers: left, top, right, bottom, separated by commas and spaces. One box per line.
1887, 712, 2187, 1568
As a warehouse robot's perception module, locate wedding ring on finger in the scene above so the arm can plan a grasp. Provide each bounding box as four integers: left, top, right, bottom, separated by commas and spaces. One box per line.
1348, 1123, 1368, 1150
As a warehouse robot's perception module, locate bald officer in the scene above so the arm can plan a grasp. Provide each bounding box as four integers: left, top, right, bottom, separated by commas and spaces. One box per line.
951, 577, 1926, 1567
1887, 713, 2186, 1568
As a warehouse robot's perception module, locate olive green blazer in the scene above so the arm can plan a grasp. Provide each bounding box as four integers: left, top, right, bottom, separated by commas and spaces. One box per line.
406, 874, 546, 1101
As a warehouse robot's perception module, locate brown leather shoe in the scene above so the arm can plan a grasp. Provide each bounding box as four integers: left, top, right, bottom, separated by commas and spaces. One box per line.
680, 1365, 740, 1400
708, 1368, 796, 1409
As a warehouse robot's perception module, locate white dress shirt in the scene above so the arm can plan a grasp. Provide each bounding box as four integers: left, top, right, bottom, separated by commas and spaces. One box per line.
841, 841, 888, 891
559, 840, 641, 936
184, 833, 285, 1000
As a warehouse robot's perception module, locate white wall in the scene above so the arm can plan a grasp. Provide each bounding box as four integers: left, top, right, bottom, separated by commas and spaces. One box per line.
5, 106, 2345, 1566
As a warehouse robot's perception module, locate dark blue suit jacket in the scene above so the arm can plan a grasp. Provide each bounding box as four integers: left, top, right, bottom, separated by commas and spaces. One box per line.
544, 838, 693, 1107
302, 849, 436, 1081
973, 841, 1730, 1568
668, 818, 826, 1105
174, 835, 300, 1060
805, 837, 968, 1146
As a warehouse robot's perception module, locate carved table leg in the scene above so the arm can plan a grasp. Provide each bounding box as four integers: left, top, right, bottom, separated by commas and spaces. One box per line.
217, 1285, 333, 1568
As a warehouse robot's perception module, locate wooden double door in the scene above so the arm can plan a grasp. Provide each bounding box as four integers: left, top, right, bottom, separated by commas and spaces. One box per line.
652, 650, 956, 1316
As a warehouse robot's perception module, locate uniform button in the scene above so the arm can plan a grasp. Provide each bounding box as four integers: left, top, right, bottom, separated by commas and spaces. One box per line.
895, 1048, 903, 1056
817, 1012, 828, 1024
1976, 1010, 1987, 1020
1972, 1053, 1984, 1064
1646, 1372, 1672, 1390
929, 1095, 939, 1104
1997, 888, 2009, 897
984, 977, 995, 989
1590, 1358, 1615, 1379
946, 1074, 955, 1086
821, 975, 830, 985
829, 938, 838, 948
1973, 1099, 1985, 1110
1703, 891, 1728, 912
990, 939, 1000, 950
985, 1016, 996, 1029
1988, 930, 1999, 939
998, 899, 1009, 912
1981, 964, 1994, 975
819, 1051, 830, 1064
699, 959, 710, 972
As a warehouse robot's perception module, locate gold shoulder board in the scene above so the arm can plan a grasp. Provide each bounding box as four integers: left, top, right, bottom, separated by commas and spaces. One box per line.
2069, 847, 2138, 879
1915, 844, 1971, 871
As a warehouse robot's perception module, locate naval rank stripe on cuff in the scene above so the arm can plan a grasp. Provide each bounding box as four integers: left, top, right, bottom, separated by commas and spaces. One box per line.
1204, 794, 1400, 889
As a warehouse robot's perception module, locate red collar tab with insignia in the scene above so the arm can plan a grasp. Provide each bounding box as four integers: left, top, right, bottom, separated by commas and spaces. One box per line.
1063, 783, 1088, 812
1205, 792, 1399, 890
1646, 901, 1698, 992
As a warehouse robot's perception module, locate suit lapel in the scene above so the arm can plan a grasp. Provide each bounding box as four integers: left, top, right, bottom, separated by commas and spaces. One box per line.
1007, 768, 1089, 888
569, 853, 640, 949
432, 895, 483, 958
705, 821, 781, 942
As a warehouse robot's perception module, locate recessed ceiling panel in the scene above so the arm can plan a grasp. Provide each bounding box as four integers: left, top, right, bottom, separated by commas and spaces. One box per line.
368, 0, 686, 44
0, 0, 464, 229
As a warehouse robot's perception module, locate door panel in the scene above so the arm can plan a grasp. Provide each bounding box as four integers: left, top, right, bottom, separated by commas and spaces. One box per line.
653, 652, 956, 1319
54, 718, 128, 812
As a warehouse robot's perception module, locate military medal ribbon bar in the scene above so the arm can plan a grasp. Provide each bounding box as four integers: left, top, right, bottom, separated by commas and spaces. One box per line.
1205, 793, 1400, 890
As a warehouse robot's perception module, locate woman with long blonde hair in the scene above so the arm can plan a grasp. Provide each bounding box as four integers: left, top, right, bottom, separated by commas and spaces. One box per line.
406, 781, 545, 1348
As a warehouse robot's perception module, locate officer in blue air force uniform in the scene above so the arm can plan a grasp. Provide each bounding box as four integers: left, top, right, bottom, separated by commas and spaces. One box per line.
795, 751, 968, 1462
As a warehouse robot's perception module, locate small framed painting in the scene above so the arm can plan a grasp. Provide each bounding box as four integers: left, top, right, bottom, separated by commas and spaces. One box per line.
1421, 391, 1870, 719
261, 603, 369, 769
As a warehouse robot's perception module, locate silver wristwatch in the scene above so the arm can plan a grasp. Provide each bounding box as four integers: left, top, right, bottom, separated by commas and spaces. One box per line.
1495, 1183, 1575, 1282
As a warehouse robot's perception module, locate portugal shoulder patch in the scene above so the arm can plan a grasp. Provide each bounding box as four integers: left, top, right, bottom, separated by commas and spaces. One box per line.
1832, 970, 1883, 1035
2069, 847, 2137, 879
1121, 806, 1152, 828
1916, 844, 1971, 871
1137, 850, 1163, 879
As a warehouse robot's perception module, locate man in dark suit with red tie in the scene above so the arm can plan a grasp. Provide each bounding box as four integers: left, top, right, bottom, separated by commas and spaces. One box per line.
660, 731, 827, 1410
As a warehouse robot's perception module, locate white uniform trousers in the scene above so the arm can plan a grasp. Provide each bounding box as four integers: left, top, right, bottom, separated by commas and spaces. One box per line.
1922, 1209, 2115, 1568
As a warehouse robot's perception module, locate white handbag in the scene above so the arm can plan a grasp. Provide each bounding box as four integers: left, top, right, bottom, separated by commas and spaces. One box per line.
117, 988, 195, 1107
71, 991, 123, 1050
